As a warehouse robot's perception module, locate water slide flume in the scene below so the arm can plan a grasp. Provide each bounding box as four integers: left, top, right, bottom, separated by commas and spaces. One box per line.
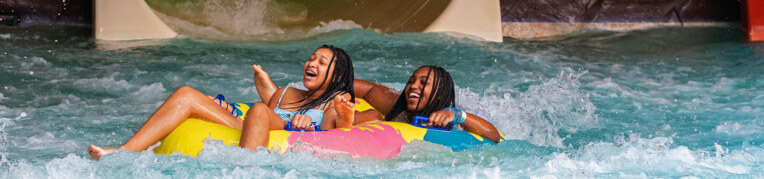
153, 99, 503, 158
95, 0, 502, 42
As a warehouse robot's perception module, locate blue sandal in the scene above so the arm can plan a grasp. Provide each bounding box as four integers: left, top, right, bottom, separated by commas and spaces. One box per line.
214, 94, 239, 118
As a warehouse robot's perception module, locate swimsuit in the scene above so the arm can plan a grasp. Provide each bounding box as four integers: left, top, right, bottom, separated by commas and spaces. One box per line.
272, 87, 325, 124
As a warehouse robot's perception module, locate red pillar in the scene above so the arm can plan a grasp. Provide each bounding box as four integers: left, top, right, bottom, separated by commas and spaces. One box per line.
744, 0, 764, 41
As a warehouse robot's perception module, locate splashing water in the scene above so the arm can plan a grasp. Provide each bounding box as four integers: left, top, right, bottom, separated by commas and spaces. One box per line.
457, 70, 599, 147
0, 25, 762, 178
148, 0, 364, 40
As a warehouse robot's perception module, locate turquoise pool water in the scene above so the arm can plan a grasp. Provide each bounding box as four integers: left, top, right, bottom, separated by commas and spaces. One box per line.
0, 25, 762, 178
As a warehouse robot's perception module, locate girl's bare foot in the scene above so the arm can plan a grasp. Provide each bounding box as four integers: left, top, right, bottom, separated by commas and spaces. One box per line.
333, 95, 355, 128
88, 145, 116, 160
252, 65, 272, 84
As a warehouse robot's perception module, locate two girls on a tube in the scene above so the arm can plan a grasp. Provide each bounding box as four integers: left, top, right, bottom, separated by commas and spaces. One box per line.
88, 45, 499, 160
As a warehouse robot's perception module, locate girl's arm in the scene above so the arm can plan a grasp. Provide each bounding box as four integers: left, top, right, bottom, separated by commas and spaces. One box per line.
354, 109, 383, 124
427, 110, 502, 143
353, 79, 399, 115
459, 113, 501, 143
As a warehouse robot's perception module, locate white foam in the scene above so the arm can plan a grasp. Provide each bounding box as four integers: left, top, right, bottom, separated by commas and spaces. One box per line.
754, 94, 764, 104
531, 175, 559, 179
677, 66, 694, 72
0, 117, 10, 166
483, 166, 502, 179
44, 154, 96, 178
30, 57, 52, 66
4, 160, 46, 178
0, 33, 10, 39
151, 0, 361, 40
192, 139, 358, 177
17, 57, 51, 70
182, 64, 238, 77
73, 75, 133, 94
128, 83, 167, 103
236, 85, 259, 101
26, 132, 56, 146
715, 121, 764, 136
711, 77, 736, 92
308, 20, 363, 34
0, 112, 28, 171
589, 77, 619, 90
541, 153, 605, 175
529, 135, 761, 177
396, 140, 454, 161
458, 70, 599, 147
381, 82, 405, 91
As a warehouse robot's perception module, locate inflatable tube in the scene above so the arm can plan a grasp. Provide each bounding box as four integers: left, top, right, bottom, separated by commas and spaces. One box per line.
153, 98, 502, 158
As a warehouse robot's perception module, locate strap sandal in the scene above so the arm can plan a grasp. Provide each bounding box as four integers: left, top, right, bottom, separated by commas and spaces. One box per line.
214, 94, 238, 118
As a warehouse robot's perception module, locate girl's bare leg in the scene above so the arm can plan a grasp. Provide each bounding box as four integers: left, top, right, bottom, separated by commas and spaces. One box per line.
88, 86, 242, 160
239, 102, 286, 151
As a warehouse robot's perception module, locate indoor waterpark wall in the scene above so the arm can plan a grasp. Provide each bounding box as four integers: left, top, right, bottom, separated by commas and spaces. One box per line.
1, 0, 754, 41
2, 0, 763, 178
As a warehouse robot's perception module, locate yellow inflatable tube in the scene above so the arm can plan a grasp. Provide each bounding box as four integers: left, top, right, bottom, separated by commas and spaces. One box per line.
153, 98, 378, 157
153, 98, 502, 158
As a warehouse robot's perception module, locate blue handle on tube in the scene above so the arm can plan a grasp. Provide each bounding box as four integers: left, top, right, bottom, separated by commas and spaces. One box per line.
285, 122, 324, 131
412, 116, 452, 131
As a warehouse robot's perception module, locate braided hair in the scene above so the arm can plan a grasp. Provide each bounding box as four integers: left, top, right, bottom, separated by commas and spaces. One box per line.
384, 66, 455, 122
293, 45, 355, 112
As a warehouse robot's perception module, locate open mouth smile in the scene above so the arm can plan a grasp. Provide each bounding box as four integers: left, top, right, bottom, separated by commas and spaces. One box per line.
305, 70, 317, 78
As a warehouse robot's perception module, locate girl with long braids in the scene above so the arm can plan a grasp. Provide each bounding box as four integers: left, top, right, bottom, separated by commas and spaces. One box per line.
237, 45, 356, 151
353, 66, 502, 143
88, 45, 357, 159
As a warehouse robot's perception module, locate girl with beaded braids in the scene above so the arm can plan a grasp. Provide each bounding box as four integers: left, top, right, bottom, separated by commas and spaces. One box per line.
238, 45, 357, 151
353, 66, 502, 143
87, 45, 357, 159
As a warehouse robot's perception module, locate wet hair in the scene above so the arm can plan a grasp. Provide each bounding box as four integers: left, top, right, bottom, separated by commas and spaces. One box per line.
293, 45, 355, 112
384, 66, 455, 122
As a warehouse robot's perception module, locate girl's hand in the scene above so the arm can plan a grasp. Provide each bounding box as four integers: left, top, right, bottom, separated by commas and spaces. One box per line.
291, 114, 314, 130
428, 109, 454, 128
